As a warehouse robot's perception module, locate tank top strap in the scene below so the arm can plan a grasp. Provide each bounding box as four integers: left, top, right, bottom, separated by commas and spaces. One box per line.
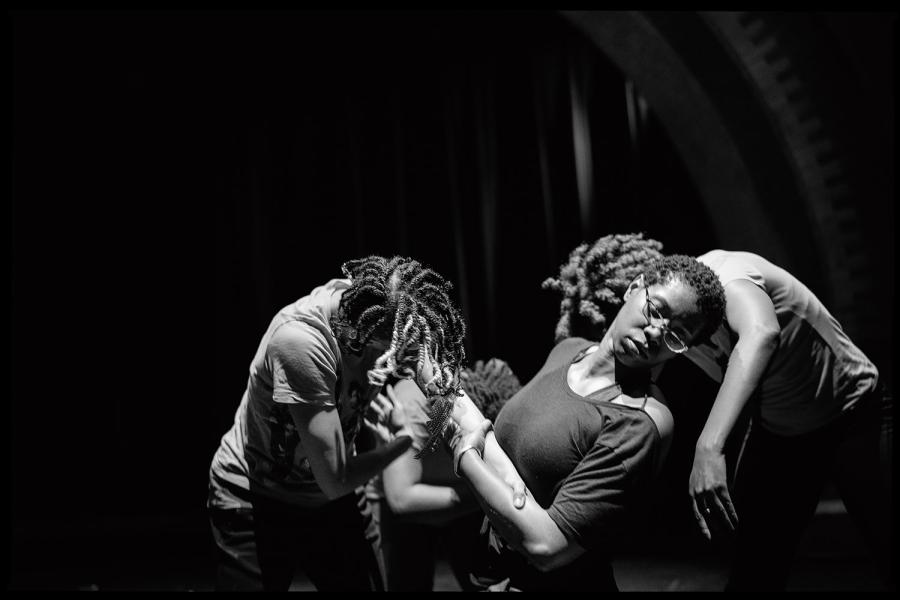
582, 383, 623, 405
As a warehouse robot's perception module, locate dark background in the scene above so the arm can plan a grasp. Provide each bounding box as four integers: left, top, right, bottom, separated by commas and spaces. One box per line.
9, 10, 894, 590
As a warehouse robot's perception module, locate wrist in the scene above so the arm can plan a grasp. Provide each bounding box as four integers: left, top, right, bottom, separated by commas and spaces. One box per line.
393, 423, 412, 436
695, 437, 724, 454
453, 445, 480, 478
392, 426, 413, 443
452, 419, 493, 477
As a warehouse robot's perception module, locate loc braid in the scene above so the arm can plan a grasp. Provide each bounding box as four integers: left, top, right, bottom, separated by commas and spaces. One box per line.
543, 233, 664, 342
336, 254, 467, 404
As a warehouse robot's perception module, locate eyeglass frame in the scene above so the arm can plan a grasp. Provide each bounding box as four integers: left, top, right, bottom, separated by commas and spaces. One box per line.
640, 275, 689, 354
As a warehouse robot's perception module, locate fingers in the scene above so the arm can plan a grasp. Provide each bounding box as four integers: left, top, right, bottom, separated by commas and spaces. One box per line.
378, 391, 394, 412
362, 415, 389, 444
445, 420, 463, 451
365, 401, 383, 424
690, 495, 712, 541
384, 383, 397, 403
512, 480, 526, 510
366, 392, 392, 423
720, 490, 739, 531
704, 492, 731, 534
690, 487, 739, 540
699, 487, 739, 533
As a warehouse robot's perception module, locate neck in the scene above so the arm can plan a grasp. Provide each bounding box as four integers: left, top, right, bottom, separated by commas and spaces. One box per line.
585, 334, 617, 373
574, 337, 616, 379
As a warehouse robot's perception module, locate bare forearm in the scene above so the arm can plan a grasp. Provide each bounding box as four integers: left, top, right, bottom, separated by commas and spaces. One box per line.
482, 432, 516, 481
333, 436, 412, 496
459, 450, 533, 553
458, 449, 573, 570
699, 333, 777, 451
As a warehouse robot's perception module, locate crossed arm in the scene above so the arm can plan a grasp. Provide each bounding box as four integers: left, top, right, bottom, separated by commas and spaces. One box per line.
450, 394, 586, 572
288, 401, 414, 500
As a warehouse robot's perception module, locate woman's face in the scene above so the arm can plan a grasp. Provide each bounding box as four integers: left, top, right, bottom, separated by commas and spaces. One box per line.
607, 277, 707, 368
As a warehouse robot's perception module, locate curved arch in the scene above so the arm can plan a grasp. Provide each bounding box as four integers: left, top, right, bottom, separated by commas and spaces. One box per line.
561, 11, 886, 355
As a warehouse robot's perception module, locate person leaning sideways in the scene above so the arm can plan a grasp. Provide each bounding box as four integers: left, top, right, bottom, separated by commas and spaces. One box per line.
683, 249, 894, 592
207, 255, 470, 591
445, 239, 726, 592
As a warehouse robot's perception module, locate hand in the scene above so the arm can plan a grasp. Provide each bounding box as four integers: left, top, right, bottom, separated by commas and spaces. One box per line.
449, 390, 486, 434
502, 465, 527, 510
364, 385, 411, 446
689, 446, 739, 540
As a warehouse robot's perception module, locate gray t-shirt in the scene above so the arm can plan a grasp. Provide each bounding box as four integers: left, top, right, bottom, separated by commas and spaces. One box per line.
209, 278, 381, 509
687, 250, 879, 436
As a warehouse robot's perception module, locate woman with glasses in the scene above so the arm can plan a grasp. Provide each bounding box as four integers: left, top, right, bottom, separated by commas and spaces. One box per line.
440, 235, 726, 591
681, 249, 893, 592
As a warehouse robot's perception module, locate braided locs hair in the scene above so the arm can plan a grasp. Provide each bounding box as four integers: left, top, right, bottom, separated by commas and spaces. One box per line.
332, 256, 468, 455
543, 233, 665, 342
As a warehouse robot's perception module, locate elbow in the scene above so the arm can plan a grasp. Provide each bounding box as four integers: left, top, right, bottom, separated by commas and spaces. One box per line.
759, 326, 780, 346
316, 476, 351, 501
319, 484, 348, 501
756, 328, 780, 355
385, 493, 413, 516
743, 325, 779, 352
384, 485, 426, 516
522, 542, 569, 573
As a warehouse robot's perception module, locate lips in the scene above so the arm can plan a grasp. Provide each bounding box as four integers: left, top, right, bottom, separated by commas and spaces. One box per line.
623, 337, 648, 359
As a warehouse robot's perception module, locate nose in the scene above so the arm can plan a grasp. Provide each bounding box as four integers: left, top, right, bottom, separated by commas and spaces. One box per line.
643, 323, 665, 347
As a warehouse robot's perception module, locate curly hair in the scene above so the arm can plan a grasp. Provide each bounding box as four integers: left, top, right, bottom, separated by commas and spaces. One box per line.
543, 233, 665, 342
460, 358, 523, 423
641, 254, 726, 343
332, 256, 467, 400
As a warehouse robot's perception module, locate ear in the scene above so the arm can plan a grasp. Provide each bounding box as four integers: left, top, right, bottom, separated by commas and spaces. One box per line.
623, 275, 644, 301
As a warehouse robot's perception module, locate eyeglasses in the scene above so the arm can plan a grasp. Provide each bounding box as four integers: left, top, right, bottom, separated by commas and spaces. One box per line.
643, 285, 688, 354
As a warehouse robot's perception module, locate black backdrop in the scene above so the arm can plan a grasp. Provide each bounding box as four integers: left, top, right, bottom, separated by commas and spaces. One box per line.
9, 10, 891, 588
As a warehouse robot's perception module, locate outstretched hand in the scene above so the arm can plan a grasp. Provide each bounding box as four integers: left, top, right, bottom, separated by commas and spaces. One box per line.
689, 447, 739, 540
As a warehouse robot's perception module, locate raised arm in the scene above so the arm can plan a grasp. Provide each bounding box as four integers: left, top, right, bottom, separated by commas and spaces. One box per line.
690, 278, 780, 539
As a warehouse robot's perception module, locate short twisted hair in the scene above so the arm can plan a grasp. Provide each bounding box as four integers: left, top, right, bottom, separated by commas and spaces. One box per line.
543, 233, 665, 342
460, 358, 523, 423
641, 254, 725, 343
544, 234, 726, 344
332, 256, 467, 399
